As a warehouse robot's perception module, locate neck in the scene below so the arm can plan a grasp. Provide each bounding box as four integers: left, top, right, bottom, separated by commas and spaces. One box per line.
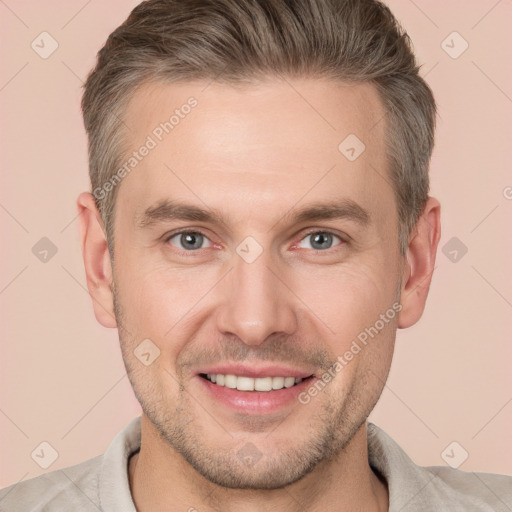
128, 416, 388, 512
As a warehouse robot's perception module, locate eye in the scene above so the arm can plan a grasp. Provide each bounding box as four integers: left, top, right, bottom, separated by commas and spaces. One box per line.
166, 230, 212, 251
297, 231, 343, 251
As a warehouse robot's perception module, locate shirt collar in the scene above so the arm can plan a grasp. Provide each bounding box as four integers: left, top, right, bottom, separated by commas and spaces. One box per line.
367, 422, 496, 511
97, 416, 484, 511
99, 415, 141, 511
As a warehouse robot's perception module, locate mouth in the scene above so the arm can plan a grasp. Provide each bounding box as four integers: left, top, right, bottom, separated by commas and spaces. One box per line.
199, 373, 314, 391
196, 370, 319, 415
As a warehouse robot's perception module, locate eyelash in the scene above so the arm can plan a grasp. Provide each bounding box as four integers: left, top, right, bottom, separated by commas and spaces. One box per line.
164, 228, 346, 256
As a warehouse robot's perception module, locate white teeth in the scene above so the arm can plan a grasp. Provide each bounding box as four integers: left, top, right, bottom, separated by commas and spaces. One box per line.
224, 374, 237, 389
204, 373, 307, 391
272, 376, 284, 389
254, 377, 272, 391
284, 377, 296, 388
236, 376, 255, 391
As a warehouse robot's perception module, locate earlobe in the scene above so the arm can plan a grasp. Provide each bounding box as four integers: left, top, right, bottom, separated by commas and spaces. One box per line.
397, 197, 441, 329
77, 192, 117, 328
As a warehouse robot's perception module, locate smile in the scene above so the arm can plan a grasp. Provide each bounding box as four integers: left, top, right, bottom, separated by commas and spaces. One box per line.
200, 373, 313, 391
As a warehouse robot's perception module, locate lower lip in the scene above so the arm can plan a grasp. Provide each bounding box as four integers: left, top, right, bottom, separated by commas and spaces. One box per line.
197, 375, 318, 414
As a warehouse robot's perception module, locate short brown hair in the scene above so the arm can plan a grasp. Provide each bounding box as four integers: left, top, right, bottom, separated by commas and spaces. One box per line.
81, 0, 436, 258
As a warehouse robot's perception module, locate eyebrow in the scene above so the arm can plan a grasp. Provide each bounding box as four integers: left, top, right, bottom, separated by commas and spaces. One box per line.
136, 198, 371, 230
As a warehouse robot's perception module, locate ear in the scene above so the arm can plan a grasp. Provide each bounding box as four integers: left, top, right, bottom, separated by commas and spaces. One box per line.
77, 192, 117, 328
397, 196, 441, 329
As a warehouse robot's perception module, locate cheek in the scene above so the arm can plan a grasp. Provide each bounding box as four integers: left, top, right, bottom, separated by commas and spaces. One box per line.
291, 258, 394, 344
118, 263, 216, 346
300, 264, 398, 402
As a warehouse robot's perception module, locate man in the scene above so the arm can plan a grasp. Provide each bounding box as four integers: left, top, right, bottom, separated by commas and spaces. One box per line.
1, 0, 510, 510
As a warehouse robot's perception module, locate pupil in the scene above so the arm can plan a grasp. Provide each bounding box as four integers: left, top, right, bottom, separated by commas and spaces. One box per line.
182, 232, 202, 250
312, 233, 331, 250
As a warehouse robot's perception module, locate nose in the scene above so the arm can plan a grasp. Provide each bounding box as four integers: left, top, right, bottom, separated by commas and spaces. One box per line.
215, 247, 298, 346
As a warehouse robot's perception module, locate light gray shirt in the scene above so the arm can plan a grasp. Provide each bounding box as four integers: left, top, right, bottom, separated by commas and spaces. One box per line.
1, 416, 510, 511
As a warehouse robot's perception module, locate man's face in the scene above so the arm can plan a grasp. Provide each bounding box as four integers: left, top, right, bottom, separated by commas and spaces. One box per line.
111, 78, 403, 488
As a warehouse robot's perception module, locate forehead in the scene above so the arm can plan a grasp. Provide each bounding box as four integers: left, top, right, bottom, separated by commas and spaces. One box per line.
116, 78, 394, 233
125, 78, 385, 156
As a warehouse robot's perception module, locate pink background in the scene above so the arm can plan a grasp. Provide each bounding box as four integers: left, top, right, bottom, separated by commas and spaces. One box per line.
1, 0, 511, 487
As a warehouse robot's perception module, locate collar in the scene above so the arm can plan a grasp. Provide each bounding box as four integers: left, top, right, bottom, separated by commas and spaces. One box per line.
97, 416, 494, 511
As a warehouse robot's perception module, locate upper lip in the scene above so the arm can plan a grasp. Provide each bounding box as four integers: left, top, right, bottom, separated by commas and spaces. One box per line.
196, 363, 315, 379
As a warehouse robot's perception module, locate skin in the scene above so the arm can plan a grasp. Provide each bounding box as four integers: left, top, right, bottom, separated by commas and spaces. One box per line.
78, 78, 440, 512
